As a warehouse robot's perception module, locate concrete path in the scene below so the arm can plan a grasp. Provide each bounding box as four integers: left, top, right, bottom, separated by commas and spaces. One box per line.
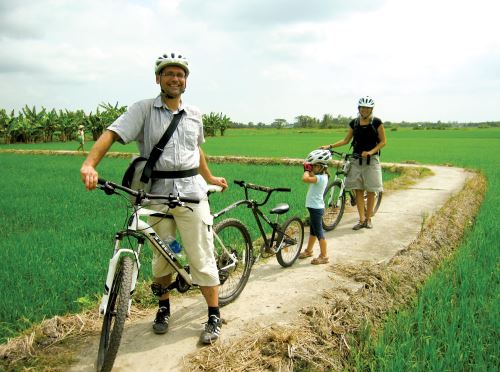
70, 164, 470, 372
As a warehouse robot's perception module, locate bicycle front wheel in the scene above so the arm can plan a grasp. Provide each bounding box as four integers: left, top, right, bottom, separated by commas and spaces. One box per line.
96, 256, 134, 372
276, 216, 304, 267
322, 181, 346, 231
214, 218, 253, 306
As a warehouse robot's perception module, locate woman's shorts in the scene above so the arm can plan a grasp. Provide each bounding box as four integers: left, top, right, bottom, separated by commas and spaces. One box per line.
148, 198, 220, 287
345, 155, 383, 192
308, 207, 325, 240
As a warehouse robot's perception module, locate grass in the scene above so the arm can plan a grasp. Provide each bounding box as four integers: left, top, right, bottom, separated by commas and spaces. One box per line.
0, 152, 397, 344
0, 126, 499, 370
346, 129, 500, 370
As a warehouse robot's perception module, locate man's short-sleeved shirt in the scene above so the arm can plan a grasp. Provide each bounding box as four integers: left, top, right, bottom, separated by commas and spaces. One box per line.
107, 95, 207, 199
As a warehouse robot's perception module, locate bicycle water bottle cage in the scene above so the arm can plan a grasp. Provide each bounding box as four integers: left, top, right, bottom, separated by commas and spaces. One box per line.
151, 282, 170, 297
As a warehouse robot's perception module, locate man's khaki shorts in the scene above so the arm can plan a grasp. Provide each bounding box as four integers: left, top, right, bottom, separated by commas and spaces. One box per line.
148, 198, 220, 287
345, 155, 383, 192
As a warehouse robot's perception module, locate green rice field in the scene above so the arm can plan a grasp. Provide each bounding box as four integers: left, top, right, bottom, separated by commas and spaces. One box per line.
1, 127, 499, 370
0, 149, 394, 344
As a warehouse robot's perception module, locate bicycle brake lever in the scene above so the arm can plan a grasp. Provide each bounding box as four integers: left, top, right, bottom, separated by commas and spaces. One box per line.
99, 183, 116, 195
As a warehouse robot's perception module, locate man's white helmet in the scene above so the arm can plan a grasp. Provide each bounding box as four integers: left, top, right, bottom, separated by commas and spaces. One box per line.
305, 149, 331, 165
155, 52, 189, 76
358, 95, 375, 108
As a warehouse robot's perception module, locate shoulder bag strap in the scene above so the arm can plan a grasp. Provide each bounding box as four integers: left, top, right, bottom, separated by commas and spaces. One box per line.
140, 110, 184, 183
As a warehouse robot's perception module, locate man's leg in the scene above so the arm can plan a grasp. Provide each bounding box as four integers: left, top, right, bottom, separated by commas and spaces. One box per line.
151, 274, 173, 334
149, 210, 177, 335
199, 285, 222, 344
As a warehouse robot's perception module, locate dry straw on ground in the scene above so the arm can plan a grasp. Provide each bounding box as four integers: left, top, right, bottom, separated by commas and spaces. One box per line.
184, 173, 485, 371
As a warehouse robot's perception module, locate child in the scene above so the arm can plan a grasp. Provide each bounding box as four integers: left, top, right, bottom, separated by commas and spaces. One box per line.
300, 149, 331, 264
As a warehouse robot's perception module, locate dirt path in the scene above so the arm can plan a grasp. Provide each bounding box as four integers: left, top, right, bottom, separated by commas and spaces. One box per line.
70, 164, 470, 372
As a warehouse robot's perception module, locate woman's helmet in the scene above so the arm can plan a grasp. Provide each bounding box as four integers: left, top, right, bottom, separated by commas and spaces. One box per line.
305, 149, 332, 165
358, 95, 375, 108
155, 52, 189, 76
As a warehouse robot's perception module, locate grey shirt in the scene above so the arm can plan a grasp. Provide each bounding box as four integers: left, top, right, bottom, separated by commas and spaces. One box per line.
108, 95, 208, 199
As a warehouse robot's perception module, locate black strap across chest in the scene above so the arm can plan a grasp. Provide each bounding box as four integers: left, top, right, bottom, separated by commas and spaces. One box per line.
140, 110, 193, 183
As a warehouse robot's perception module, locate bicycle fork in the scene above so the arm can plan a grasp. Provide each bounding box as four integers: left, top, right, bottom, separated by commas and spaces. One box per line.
328, 180, 347, 208
99, 235, 141, 316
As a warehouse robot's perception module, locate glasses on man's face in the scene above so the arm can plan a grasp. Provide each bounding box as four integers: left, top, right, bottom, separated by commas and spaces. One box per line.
160, 71, 186, 79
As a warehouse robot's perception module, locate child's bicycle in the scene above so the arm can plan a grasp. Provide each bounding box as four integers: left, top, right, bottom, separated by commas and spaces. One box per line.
213, 180, 305, 267
94, 179, 252, 372
322, 150, 383, 231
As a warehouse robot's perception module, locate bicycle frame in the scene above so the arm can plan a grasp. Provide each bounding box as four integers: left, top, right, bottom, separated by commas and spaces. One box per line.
98, 181, 239, 316
99, 205, 191, 315
325, 154, 351, 207
212, 181, 291, 252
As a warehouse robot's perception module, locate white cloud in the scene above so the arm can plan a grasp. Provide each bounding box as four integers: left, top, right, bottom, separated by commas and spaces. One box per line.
0, 0, 499, 122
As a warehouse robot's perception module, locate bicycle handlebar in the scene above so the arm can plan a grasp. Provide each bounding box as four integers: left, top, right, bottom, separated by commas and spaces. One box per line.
232, 179, 291, 208
327, 149, 361, 160
234, 180, 291, 193
97, 178, 200, 206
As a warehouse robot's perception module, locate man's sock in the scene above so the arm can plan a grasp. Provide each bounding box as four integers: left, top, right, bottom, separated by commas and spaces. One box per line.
208, 306, 220, 319
159, 299, 170, 315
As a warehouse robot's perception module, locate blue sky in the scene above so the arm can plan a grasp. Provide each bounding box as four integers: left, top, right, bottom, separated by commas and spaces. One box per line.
1, 0, 499, 123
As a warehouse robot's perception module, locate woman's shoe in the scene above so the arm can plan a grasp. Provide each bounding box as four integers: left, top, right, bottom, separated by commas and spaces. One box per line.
311, 256, 329, 265
352, 221, 365, 230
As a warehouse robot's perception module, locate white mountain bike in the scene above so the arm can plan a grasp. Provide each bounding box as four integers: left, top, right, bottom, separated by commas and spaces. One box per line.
94, 179, 252, 372
322, 150, 383, 231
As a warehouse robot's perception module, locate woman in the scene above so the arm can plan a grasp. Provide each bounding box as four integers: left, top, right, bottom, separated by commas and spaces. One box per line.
321, 96, 386, 230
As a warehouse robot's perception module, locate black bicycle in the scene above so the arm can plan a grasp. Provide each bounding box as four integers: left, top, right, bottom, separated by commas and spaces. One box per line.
322, 150, 383, 231
213, 180, 305, 268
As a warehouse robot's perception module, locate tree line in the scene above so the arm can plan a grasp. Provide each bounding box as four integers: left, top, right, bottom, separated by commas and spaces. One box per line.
0, 105, 233, 144
1, 104, 498, 144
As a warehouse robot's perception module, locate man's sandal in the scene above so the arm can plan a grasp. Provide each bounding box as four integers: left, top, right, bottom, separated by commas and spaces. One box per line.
299, 250, 313, 259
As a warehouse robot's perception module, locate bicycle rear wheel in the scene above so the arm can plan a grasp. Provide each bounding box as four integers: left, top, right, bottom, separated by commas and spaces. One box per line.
276, 216, 304, 267
322, 181, 346, 231
214, 218, 253, 306
363, 191, 383, 215
96, 256, 134, 372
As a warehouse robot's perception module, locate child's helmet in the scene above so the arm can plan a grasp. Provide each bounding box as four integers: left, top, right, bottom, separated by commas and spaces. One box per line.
305, 149, 331, 165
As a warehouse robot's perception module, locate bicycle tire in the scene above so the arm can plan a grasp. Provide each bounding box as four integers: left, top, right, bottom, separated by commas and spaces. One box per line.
363, 191, 383, 215
214, 218, 253, 307
276, 216, 304, 267
373, 191, 383, 214
322, 180, 346, 231
96, 256, 134, 372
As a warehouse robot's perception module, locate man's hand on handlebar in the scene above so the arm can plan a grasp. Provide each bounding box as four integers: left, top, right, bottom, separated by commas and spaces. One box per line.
207, 176, 228, 192
80, 164, 99, 191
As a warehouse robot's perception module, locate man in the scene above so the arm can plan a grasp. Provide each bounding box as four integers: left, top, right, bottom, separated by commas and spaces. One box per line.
80, 52, 228, 344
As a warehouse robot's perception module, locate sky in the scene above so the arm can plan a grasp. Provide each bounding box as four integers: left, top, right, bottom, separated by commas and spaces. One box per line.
1, 0, 499, 124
